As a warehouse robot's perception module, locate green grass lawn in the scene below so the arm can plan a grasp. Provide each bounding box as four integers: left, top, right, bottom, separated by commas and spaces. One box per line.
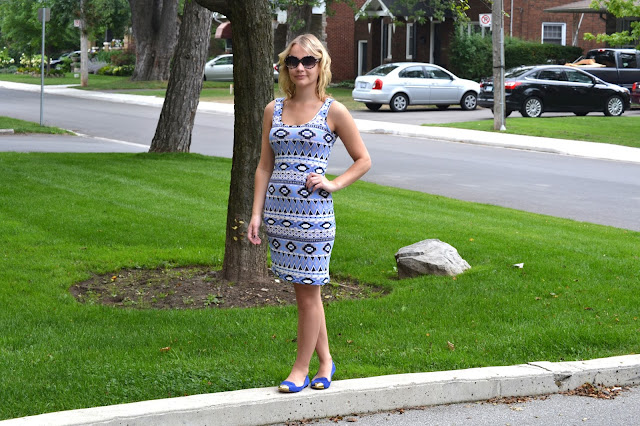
0, 117, 72, 134
430, 116, 640, 149
0, 152, 638, 420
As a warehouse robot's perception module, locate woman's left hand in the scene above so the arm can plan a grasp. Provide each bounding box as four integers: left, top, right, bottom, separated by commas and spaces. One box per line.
306, 172, 339, 194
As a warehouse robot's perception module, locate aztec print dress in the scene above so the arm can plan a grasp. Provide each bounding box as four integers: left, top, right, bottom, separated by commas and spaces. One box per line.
264, 97, 337, 286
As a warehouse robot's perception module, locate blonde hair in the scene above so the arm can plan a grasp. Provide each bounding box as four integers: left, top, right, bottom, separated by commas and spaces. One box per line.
278, 34, 332, 101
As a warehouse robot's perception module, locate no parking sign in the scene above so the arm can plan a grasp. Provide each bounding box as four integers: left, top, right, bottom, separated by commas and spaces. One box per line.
479, 13, 491, 27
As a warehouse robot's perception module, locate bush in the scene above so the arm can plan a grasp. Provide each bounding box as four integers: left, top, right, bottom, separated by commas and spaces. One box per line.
449, 32, 584, 81
96, 64, 134, 76
96, 50, 136, 66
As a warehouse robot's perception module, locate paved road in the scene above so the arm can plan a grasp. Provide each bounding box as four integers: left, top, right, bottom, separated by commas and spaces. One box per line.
304, 386, 640, 426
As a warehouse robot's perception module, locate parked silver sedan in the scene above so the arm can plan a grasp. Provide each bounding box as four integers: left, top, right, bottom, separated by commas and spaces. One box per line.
352, 62, 480, 112
204, 54, 279, 82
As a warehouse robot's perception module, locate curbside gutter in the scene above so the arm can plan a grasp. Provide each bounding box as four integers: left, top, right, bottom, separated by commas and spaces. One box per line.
1, 355, 638, 426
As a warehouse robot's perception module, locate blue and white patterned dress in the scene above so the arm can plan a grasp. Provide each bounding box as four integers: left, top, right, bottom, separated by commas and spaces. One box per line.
264, 97, 337, 286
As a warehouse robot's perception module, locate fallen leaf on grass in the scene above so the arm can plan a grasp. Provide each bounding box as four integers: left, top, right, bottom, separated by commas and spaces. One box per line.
447, 341, 455, 351
159, 347, 171, 352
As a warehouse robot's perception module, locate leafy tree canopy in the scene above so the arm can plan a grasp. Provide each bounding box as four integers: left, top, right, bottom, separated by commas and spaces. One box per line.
585, 0, 640, 48
0, 0, 130, 59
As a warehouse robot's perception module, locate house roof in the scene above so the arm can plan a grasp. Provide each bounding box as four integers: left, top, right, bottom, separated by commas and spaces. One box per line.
356, 0, 453, 20
544, 0, 610, 13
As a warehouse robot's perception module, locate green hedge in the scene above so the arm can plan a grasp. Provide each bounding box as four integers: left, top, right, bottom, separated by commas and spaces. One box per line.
449, 33, 584, 81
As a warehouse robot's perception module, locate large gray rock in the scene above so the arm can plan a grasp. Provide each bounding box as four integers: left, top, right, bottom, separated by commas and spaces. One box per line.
395, 239, 470, 278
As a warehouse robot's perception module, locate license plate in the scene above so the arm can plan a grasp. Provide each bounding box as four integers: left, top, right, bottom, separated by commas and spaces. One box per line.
359, 82, 367, 89
485, 85, 493, 92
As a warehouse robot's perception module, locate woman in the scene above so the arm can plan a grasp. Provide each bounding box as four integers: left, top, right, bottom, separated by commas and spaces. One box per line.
248, 34, 371, 393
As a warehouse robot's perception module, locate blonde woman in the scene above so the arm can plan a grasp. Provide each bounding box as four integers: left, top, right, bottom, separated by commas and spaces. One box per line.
248, 34, 371, 393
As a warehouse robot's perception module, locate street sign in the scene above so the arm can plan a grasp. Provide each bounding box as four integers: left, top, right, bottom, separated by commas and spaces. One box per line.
38, 8, 50, 23
479, 13, 491, 28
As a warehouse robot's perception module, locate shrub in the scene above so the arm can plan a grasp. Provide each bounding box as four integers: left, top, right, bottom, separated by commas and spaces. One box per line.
449, 32, 584, 81
97, 64, 134, 76
0, 47, 15, 68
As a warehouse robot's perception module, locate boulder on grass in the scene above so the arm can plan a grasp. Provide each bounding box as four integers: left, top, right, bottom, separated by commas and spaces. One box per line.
395, 239, 470, 278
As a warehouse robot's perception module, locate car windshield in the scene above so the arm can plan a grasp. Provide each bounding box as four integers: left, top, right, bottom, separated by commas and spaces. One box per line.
505, 67, 533, 78
366, 64, 399, 76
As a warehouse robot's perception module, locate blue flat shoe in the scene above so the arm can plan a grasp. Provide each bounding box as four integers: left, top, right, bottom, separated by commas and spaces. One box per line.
310, 362, 336, 390
278, 376, 309, 393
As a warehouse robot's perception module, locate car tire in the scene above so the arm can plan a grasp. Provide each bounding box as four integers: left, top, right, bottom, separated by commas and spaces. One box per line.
604, 95, 624, 116
390, 93, 409, 112
436, 105, 450, 110
460, 91, 478, 110
574, 112, 588, 116
365, 103, 382, 111
521, 96, 543, 118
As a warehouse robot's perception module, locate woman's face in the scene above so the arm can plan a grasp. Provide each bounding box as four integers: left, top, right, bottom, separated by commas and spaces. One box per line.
286, 43, 320, 90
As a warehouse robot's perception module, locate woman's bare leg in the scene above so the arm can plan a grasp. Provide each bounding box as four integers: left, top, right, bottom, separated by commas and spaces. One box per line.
282, 283, 331, 385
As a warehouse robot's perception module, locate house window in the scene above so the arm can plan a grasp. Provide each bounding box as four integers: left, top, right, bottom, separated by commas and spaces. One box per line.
462, 22, 486, 37
406, 23, 415, 59
541, 22, 566, 45
381, 21, 392, 61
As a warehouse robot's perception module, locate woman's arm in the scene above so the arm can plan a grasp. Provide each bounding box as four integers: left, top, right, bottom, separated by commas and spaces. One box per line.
247, 101, 276, 245
306, 100, 371, 193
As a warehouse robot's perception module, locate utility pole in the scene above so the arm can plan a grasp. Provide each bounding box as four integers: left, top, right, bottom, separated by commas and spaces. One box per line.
492, 0, 506, 131
79, 0, 89, 87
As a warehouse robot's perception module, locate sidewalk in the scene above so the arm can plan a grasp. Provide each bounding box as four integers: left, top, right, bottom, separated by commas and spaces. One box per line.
2, 355, 639, 426
2, 80, 640, 165
1, 81, 640, 425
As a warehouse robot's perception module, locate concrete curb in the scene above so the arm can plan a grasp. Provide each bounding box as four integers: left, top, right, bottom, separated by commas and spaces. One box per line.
2, 355, 638, 426
0, 129, 15, 135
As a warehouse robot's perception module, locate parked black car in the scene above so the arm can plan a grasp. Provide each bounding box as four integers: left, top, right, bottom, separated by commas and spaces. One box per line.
478, 65, 631, 118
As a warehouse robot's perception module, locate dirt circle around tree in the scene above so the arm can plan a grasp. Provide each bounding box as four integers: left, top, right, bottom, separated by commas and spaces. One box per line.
70, 266, 387, 310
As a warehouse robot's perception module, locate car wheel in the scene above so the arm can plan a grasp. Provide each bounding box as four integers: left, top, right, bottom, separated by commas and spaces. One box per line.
436, 105, 450, 111
460, 91, 477, 110
574, 112, 588, 116
365, 103, 382, 111
521, 97, 543, 118
390, 93, 409, 112
604, 95, 624, 116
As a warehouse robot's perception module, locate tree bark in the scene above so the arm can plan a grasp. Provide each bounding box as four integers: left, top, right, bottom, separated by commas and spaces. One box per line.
194, 0, 272, 282
221, 0, 273, 282
286, 4, 314, 45
128, 0, 180, 81
149, 0, 213, 152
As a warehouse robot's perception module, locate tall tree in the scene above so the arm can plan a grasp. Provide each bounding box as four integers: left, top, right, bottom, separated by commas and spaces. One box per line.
149, 0, 213, 152
128, 0, 179, 80
195, 0, 272, 282
586, 0, 640, 48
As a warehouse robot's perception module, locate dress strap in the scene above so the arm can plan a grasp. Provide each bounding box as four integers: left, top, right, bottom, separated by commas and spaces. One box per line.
272, 97, 284, 126
317, 98, 334, 120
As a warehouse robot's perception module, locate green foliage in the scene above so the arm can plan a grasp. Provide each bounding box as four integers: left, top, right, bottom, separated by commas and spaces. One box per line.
449, 32, 583, 81
0, 47, 15, 68
96, 64, 135, 76
585, 0, 640, 48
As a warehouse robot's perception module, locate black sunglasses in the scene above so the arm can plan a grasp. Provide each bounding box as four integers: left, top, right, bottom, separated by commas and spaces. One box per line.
284, 55, 320, 69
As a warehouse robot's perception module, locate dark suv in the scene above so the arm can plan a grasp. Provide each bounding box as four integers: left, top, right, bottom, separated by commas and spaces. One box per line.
478, 65, 631, 118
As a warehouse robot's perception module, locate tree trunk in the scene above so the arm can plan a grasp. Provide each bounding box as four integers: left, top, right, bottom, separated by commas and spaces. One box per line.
149, 0, 213, 152
128, 0, 180, 81
220, 0, 273, 282
286, 4, 314, 45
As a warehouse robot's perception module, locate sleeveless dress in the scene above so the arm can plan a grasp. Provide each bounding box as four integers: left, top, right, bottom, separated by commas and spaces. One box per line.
264, 97, 337, 286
